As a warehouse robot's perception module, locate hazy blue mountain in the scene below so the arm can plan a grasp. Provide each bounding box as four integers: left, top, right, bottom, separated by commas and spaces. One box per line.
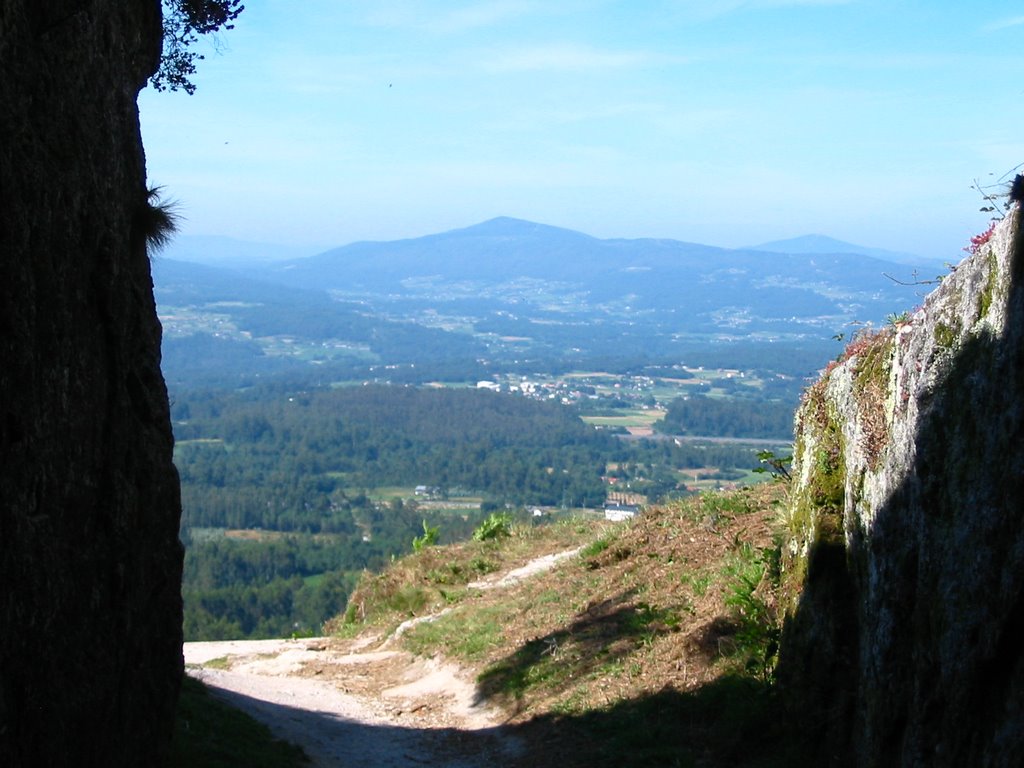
154, 217, 935, 389
160, 234, 319, 267
748, 234, 940, 265
260, 216, 927, 319
269, 216, 724, 284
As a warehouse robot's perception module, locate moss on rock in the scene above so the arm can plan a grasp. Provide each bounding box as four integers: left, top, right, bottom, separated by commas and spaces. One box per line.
777, 209, 1024, 767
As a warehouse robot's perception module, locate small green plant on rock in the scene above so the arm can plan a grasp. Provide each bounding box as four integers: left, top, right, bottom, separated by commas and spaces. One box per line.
886, 311, 910, 327
138, 186, 180, 253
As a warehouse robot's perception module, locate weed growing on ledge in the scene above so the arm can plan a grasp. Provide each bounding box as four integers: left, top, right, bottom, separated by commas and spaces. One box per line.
412, 519, 440, 552
721, 541, 781, 682
137, 186, 180, 254
964, 221, 997, 256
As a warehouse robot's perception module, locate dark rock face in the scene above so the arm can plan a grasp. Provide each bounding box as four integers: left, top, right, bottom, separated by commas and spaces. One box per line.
0, 2, 184, 766
778, 211, 1024, 766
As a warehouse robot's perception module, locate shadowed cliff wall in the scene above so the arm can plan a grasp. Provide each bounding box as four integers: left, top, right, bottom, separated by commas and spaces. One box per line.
777, 208, 1024, 766
0, 2, 184, 765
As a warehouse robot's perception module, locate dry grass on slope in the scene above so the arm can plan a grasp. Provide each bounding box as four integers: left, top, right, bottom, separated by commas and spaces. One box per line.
334, 485, 796, 766
327, 515, 614, 637
465, 485, 784, 718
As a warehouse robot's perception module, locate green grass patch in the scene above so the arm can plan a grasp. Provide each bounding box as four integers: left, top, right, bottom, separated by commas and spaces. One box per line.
365, 486, 416, 500
580, 531, 618, 559
335, 516, 610, 631
580, 409, 664, 430
719, 542, 779, 681
681, 570, 713, 597
200, 656, 232, 670
302, 573, 325, 588
403, 604, 506, 660
385, 584, 430, 615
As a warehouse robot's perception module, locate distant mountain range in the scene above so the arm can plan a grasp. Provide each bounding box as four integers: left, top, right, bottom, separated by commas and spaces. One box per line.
257, 216, 938, 318
164, 221, 939, 270
154, 217, 945, 389
160, 234, 318, 266
747, 234, 936, 266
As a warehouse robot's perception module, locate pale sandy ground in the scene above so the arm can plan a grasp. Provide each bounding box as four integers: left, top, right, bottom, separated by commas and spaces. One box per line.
183, 548, 581, 767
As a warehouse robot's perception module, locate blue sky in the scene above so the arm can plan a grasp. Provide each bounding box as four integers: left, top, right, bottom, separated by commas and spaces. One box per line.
139, 1, 1024, 260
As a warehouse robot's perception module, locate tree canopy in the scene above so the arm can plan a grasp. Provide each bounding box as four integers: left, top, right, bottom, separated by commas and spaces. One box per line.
152, 0, 244, 94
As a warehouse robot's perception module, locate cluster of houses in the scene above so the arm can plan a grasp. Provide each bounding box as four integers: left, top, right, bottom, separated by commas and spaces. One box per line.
414, 482, 643, 523
476, 375, 657, 408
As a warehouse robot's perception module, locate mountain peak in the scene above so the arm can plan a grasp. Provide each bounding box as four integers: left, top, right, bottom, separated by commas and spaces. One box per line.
750, 234, 875, 255
451, 216, 595, 241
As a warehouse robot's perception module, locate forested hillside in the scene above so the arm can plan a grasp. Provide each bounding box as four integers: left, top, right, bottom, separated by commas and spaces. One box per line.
174, 383, 781, 639
174, 385, 609, 525
655, 394, 795, 439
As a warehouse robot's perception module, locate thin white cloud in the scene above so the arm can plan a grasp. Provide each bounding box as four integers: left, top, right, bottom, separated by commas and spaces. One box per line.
432, 1, 540, 33
485, 102, 664, 131
984, 15, 1024, 32
482, 43, 672, 73
754, 0, 852, 5
668, 0, 854, 21
719, 0, 853, 8
362, 0, 539, 34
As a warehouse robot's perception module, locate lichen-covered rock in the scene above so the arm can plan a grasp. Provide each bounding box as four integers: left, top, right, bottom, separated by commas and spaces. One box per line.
778, 209, 1024, 766
0, 2, 183, 766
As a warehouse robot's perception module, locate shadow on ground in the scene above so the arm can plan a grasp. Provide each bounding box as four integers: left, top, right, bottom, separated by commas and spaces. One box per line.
189, 680, 521, 768
196, 671, 808, 768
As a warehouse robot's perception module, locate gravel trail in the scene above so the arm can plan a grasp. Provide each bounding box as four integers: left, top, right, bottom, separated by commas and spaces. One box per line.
183, 548, 581, 766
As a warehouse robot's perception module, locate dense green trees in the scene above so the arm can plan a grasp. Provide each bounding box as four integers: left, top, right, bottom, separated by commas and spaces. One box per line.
181, 535, 362, 639
174, 383, 785, 639
175, 385, 614, 530
655, 394, 794, 439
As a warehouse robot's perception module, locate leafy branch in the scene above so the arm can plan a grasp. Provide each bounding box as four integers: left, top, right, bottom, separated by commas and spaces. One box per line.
151, 0, 245, 94
753, 450, 791, 482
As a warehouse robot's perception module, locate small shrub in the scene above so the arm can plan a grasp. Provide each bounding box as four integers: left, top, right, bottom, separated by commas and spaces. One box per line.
473, 511, 514, 542
139, 186, 180, 253
386, 584, 429, 615
885, 311, 910, 327
412, 519, 440, 552
427, 563, 463, 585
469, 556, 499, 575
580, 533, 615, 559
720, 542, 780, 681
964, 220, 997, 256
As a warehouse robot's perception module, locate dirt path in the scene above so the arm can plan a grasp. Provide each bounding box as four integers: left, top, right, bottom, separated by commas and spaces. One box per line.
183, 548, 581, 766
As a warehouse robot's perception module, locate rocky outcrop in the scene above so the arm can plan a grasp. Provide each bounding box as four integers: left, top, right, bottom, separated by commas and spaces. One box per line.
777, 208, 1024, 766
0, 2, 184, 766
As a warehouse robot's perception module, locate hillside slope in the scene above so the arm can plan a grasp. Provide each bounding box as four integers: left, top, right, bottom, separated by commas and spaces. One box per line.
320, 487, 798, 767
777, 207, 1024, 766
